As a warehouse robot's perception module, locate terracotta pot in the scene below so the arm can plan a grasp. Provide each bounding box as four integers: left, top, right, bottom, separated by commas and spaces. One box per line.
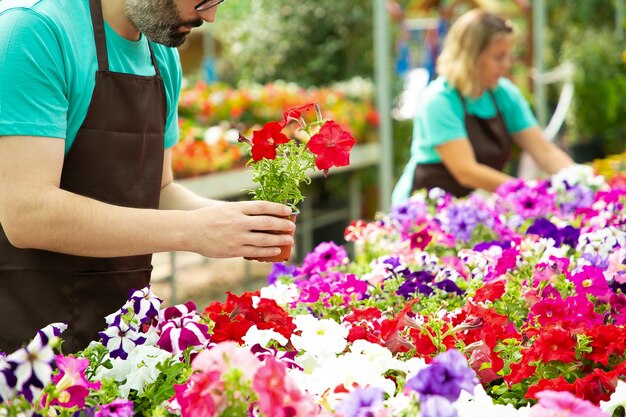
245, 212, 298, 263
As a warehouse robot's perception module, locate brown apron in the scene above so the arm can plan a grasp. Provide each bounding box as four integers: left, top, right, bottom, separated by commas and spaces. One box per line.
0, 0, 166, 353
412, 90, 513, 197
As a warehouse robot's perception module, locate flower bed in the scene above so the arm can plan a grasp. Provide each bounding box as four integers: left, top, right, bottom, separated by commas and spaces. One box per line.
1, 165, 625, 416
172, 78, 379, 179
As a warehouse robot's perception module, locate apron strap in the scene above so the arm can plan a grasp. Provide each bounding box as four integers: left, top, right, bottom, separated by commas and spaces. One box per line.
147, 41, 161, 77
88, 0, 109, 71
457, 89, 503, 117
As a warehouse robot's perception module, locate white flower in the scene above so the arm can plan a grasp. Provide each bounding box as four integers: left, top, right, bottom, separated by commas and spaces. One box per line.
242, 325, 288, 347
551, 164, 603, 190
95, 345, 174, 398
5, 333, 55, 391
455, 384, 525, 417
291, 315, 348, 356
258, 282, 299, 306
600, 380, 626, 415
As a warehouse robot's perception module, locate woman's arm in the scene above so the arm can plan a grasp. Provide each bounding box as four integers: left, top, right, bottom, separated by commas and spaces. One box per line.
436, 138, 513, 192
512, 126, 574, 174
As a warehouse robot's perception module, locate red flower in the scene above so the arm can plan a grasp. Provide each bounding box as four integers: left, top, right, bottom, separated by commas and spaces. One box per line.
251, 121, 290, 161
529, 326, 577, 363
281, 103, 316, 127
472, 280, 506, 304
525, 376, 576, 399
409, 228, 432, 250
307, 120, 355, 173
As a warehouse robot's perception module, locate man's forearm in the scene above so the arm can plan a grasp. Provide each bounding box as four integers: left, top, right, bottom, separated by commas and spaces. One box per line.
4, 186, 192, 257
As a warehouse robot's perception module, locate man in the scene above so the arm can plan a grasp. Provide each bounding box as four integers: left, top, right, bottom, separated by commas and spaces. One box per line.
0, 0, 294, 353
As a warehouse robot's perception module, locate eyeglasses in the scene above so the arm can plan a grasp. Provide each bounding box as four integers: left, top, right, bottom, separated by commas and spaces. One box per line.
195, 0, 226, 12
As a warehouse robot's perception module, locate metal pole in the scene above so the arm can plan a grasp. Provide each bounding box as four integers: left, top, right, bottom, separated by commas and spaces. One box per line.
532, 0, 547, 127
617, 0, 624, 41
373, 0, 393, 213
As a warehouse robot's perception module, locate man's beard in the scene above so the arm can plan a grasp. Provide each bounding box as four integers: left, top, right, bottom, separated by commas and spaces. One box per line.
124, 0, 203, 47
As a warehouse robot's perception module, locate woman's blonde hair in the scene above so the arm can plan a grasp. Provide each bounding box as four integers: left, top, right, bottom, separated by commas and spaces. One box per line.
436, 9, 513, 97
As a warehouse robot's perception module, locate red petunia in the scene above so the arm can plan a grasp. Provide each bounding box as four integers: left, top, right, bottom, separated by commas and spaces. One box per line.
251, 121, 290, 161
307, 120, 355, 173
281, 103, 316, 127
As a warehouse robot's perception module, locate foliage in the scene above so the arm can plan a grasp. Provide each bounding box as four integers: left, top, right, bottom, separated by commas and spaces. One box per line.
2, 162, 626, 417
211, 0, 374, 87
560, 28, 626, 155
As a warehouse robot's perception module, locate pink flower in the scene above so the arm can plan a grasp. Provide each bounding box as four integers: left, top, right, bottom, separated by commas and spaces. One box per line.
252, 356, 319, 417
174, 370, 222, 417
528, 390, 610, 417
49, 355, 101, 408
192, 342, 261, 382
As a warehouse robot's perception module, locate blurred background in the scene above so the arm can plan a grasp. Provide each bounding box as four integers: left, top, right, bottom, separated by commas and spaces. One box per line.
154, 0, 626, 307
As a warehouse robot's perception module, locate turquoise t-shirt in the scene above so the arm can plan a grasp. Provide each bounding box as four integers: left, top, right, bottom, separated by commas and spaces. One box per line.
392, 76, 538, 205
0, 0, 181, 154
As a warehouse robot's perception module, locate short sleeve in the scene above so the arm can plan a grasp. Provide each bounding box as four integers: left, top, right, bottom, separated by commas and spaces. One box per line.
496, 78, 538, 134
158, 46, 181, 149
418, 92, 467, 147
0, 8, 68, 139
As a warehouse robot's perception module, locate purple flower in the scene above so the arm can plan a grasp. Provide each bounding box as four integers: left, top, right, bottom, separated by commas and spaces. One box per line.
390, 199, 428, 232
557, 225, 580, 248
267, 263, 299, 285
433, 280, 463, 295
95, 399, 134, 417
579, 252, 610, 270
405, 349, 477, 402
128, 285, 162, 323
558, 184, 595, 215
397, 271, 436, 299
300, 241, 348, 276
443, 205, 479, 242
335, 387, 385, 417
99, 319, 146, 360
420, 395, 458, 417
527, 218, 559, 241
473, 240, 509, 252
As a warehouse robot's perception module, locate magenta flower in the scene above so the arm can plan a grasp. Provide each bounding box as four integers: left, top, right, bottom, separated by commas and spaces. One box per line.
569, 266, 611, 298
157, 302, 211, 356
95, 399, 134, 417
49, 355, 101, 408
528, 390, 609, 417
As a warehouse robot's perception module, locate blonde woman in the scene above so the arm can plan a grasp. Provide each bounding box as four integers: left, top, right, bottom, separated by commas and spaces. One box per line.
392, 9, 573, 203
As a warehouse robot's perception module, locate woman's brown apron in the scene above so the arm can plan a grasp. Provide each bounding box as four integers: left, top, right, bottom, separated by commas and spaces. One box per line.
0, 0, 166, 353
412, 90, 513, 197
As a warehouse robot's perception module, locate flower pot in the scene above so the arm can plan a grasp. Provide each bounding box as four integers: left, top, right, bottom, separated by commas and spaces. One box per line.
245, 212, 298, 263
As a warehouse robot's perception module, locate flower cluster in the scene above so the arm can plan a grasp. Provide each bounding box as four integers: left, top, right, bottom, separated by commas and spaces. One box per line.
1, 164, 625, 417
239, 103, 355, 211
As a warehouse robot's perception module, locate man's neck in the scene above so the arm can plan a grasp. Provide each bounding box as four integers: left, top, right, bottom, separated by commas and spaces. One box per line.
101, 0, 141, 41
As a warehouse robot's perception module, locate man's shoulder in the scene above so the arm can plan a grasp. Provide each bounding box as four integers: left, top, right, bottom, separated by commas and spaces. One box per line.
1, 0, 90, 41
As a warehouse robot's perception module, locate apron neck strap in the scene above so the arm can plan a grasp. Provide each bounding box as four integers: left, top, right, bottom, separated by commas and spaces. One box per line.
146, 41, 161, 77
457, 89, 502, 116
88, 0, 161, 76
89, 0, 109, 71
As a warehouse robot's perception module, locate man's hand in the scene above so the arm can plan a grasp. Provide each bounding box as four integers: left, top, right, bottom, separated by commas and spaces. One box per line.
186, 201, 295, 259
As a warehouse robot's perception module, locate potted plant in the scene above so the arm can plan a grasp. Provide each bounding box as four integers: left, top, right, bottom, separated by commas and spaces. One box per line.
238, 103, 356, 262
